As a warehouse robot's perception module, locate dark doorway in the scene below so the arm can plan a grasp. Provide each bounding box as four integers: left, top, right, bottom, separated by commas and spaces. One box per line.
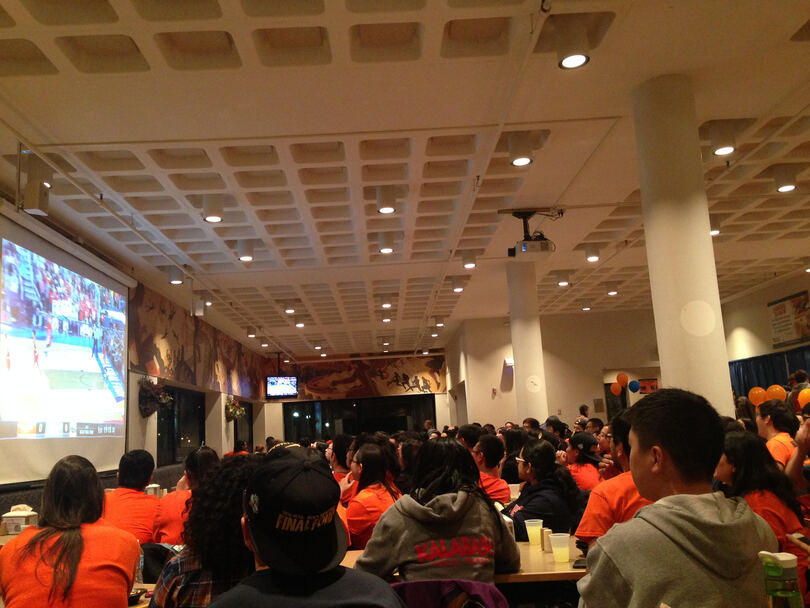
157, 385, 205, 467
604, 383, 628, 422
233, 400, 253, 452
283, 394, 436, 443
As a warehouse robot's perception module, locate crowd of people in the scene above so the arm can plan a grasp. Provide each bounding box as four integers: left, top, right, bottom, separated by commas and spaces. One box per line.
3, 378, 810, 606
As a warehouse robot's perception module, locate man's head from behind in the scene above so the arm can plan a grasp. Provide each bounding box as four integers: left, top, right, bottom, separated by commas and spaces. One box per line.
473, 434, 504, 471
242, 445, 347, 575
457, 424, 484, 450
757, 399, 798, 438
118, 449, 155, 491
628, 388, 723, 501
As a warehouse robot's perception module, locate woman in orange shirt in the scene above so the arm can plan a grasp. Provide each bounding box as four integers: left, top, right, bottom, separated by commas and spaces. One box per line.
153, 446, 219, 545
0, 455, 140, 608
346, 443, 400, 549
715, 431, 808, 598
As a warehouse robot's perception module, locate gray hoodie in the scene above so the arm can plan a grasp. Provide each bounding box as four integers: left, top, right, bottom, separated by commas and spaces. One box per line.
354, 490, 520, 583
578, 492, 778, 608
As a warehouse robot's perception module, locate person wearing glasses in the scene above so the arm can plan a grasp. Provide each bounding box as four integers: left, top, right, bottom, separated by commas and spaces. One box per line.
502, 438, 579, 541
575, 410, 651, 549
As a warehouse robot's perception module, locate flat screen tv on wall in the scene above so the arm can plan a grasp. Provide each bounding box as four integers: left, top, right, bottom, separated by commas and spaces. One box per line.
266, 376, 298, 399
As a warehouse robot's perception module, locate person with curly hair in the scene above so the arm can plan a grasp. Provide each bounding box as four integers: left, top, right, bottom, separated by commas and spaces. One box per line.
149, 454, 262, 608
0, 455, 139, 608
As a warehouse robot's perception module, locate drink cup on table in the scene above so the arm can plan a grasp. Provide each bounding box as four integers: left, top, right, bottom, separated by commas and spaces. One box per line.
549, 532, 570, 563
525, 519, 543, 545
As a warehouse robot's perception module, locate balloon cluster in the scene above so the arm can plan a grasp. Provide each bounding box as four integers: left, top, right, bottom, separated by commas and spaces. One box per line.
747, 384, 791, 406
611, 373, 639, 395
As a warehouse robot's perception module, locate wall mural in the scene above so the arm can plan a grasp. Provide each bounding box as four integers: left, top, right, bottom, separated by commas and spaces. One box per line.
128, 283, 446, 401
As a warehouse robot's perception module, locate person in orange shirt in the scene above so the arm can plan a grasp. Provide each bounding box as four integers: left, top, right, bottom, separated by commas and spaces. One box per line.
346, 443, 401, 549
756, 399, 799, 470
0, 455, 139, 608
103, 449, 160, 544
473, 434, 511, 504
153, 446, 220, 545
557, 431, 602, 491
328, 433, 352, 483
576, 410, 652, 547
715, 430, 808, 599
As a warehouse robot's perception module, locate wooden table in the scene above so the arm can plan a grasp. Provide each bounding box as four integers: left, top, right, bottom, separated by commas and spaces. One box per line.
340, 538, 586, 583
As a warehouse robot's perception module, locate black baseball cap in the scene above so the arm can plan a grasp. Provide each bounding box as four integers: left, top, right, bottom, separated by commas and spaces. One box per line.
571, 431, 602, 465
243, 445, 348, 574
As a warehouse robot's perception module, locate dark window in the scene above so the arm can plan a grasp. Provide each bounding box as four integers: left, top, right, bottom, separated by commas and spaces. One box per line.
283, 394, 436, 442
604, 383, 627, 422
156, 385, 205, 467
233, 400, 253, 452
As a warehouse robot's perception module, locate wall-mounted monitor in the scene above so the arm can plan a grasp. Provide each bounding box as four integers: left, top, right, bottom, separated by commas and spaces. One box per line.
266, 376, 298, 399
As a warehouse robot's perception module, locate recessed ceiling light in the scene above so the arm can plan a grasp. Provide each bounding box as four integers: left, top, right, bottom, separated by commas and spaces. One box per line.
382, 317, 391, 323
431, 332, 438, 338
383, 349, 388, 353
295, 319, 305, 328
434, 317, 445, 327
422, 350, 429, 355
508, 131, 533, 167
774, 165, 797, 193
581, 300, 592, 311
246, 327, 256, 338
283, 358, 290, 363
606, 282, 619, 296
462, 251, 477, 269
710, 122, 735, 156
555, 270, 570, 287
382, 340, 390, 346
320, 353, 326, 357
261, 342, 269, 348
205, 300, 213, 307
284, 304, 295, 314
379, 232, 394, 254
168, 267, 183, 285
555, 15, 590, 70
314, 345, 321, 350
585, 244, 600, 263
452, 278, 464, 293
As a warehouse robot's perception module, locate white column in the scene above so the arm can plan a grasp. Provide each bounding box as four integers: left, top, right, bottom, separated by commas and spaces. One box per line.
506, 262, 549, 423
632, 74, 734, 415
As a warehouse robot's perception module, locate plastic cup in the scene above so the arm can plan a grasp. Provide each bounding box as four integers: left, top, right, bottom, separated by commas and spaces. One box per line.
549, 533, 570, 563
525, 519, 543, 545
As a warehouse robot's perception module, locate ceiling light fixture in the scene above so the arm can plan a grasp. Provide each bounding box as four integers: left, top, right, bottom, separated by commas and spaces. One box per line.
584, 244, 600, 263
709, 215, 721, 237
283, 358, 290, 363
774, 165, 797, 193
431, 332, 439, 338
581, 300, 592, 311
284, 304, 295, 315
203, 193, 223, 223
168, 267, 184, 285
295, 318, 305, 328
382, 339, 390, 346
462, 251, 477, 269
320, 353, 326, 357
246, 327, 256, 338
261, 341, 269, 348
452, 278, 464, 293
383, 349, 389, 353
314, 345, 321, 350
555, 270, 570, 287
554, 15, 590, 69
23, 155, 52, 216
709, 122, 735, 157
238, 240, 254, 262
378, 232, 394, 255
508, 131, 533, 167
434, 317, 445, 328
376, 186, 396, 215
606, 282, 619, 296
380, 295, 393, 309
382, 316, 392, 323
422, 350, 429, 355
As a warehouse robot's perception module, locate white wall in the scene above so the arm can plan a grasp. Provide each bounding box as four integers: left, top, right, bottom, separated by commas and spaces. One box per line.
723, 272, 810, 361
254, 401, 285, 446
445, 309, 661, 427
127, 372, 158, 462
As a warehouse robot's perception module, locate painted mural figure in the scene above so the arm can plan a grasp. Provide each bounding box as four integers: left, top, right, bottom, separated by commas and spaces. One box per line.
420, 377, 431, 393
401, 373, 411, 391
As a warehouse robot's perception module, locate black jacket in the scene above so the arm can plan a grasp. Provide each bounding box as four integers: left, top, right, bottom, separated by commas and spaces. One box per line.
502, 478, 574, 541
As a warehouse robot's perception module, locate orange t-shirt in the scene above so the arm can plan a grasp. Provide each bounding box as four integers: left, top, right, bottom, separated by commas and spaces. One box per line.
0, 519, 139, 608
333, 471, 347, 484
766, 432, 797, 468
103, 487, 160, 544
479, 472, 511, 504
153, 489, 192, 545
346, 483, 399, 550
745, 489, 807, 597
568, 462, 601, 491
575, 471, 652, 543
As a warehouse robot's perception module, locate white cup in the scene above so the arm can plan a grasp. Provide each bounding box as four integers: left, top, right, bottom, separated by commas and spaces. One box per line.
144, 483, 160, 496
549, 532, 570, 563
525, 519, 543, 545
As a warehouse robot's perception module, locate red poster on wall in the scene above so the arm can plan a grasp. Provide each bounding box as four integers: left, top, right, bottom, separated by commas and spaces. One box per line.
639, 378, 658, 394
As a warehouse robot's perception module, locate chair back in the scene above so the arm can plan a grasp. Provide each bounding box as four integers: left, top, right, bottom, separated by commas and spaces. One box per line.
391, 578, 509, 608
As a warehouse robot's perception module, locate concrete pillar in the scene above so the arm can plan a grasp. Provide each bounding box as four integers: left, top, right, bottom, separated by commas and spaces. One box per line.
204, 392, 232, 456
631, 74, 733, 415
506, 261, 549, 423
127, 372, 157, 462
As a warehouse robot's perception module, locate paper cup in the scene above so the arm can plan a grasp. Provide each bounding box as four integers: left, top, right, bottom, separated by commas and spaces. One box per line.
549, 532, 570, 563
525, 519, 543, 545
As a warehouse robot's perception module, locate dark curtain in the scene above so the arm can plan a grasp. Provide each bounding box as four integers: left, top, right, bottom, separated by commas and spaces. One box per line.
729, 344, 810, 397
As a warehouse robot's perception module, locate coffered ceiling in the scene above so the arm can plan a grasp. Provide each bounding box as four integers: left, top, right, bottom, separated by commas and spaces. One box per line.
0, 0, 808, 361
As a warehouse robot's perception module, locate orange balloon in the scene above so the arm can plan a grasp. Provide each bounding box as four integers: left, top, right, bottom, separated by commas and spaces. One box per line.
617, 373, 629, 387
799, 388, 810, 408
748, 386, 767, 406
610, 382, 622, 396
766, 384, 787, 403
